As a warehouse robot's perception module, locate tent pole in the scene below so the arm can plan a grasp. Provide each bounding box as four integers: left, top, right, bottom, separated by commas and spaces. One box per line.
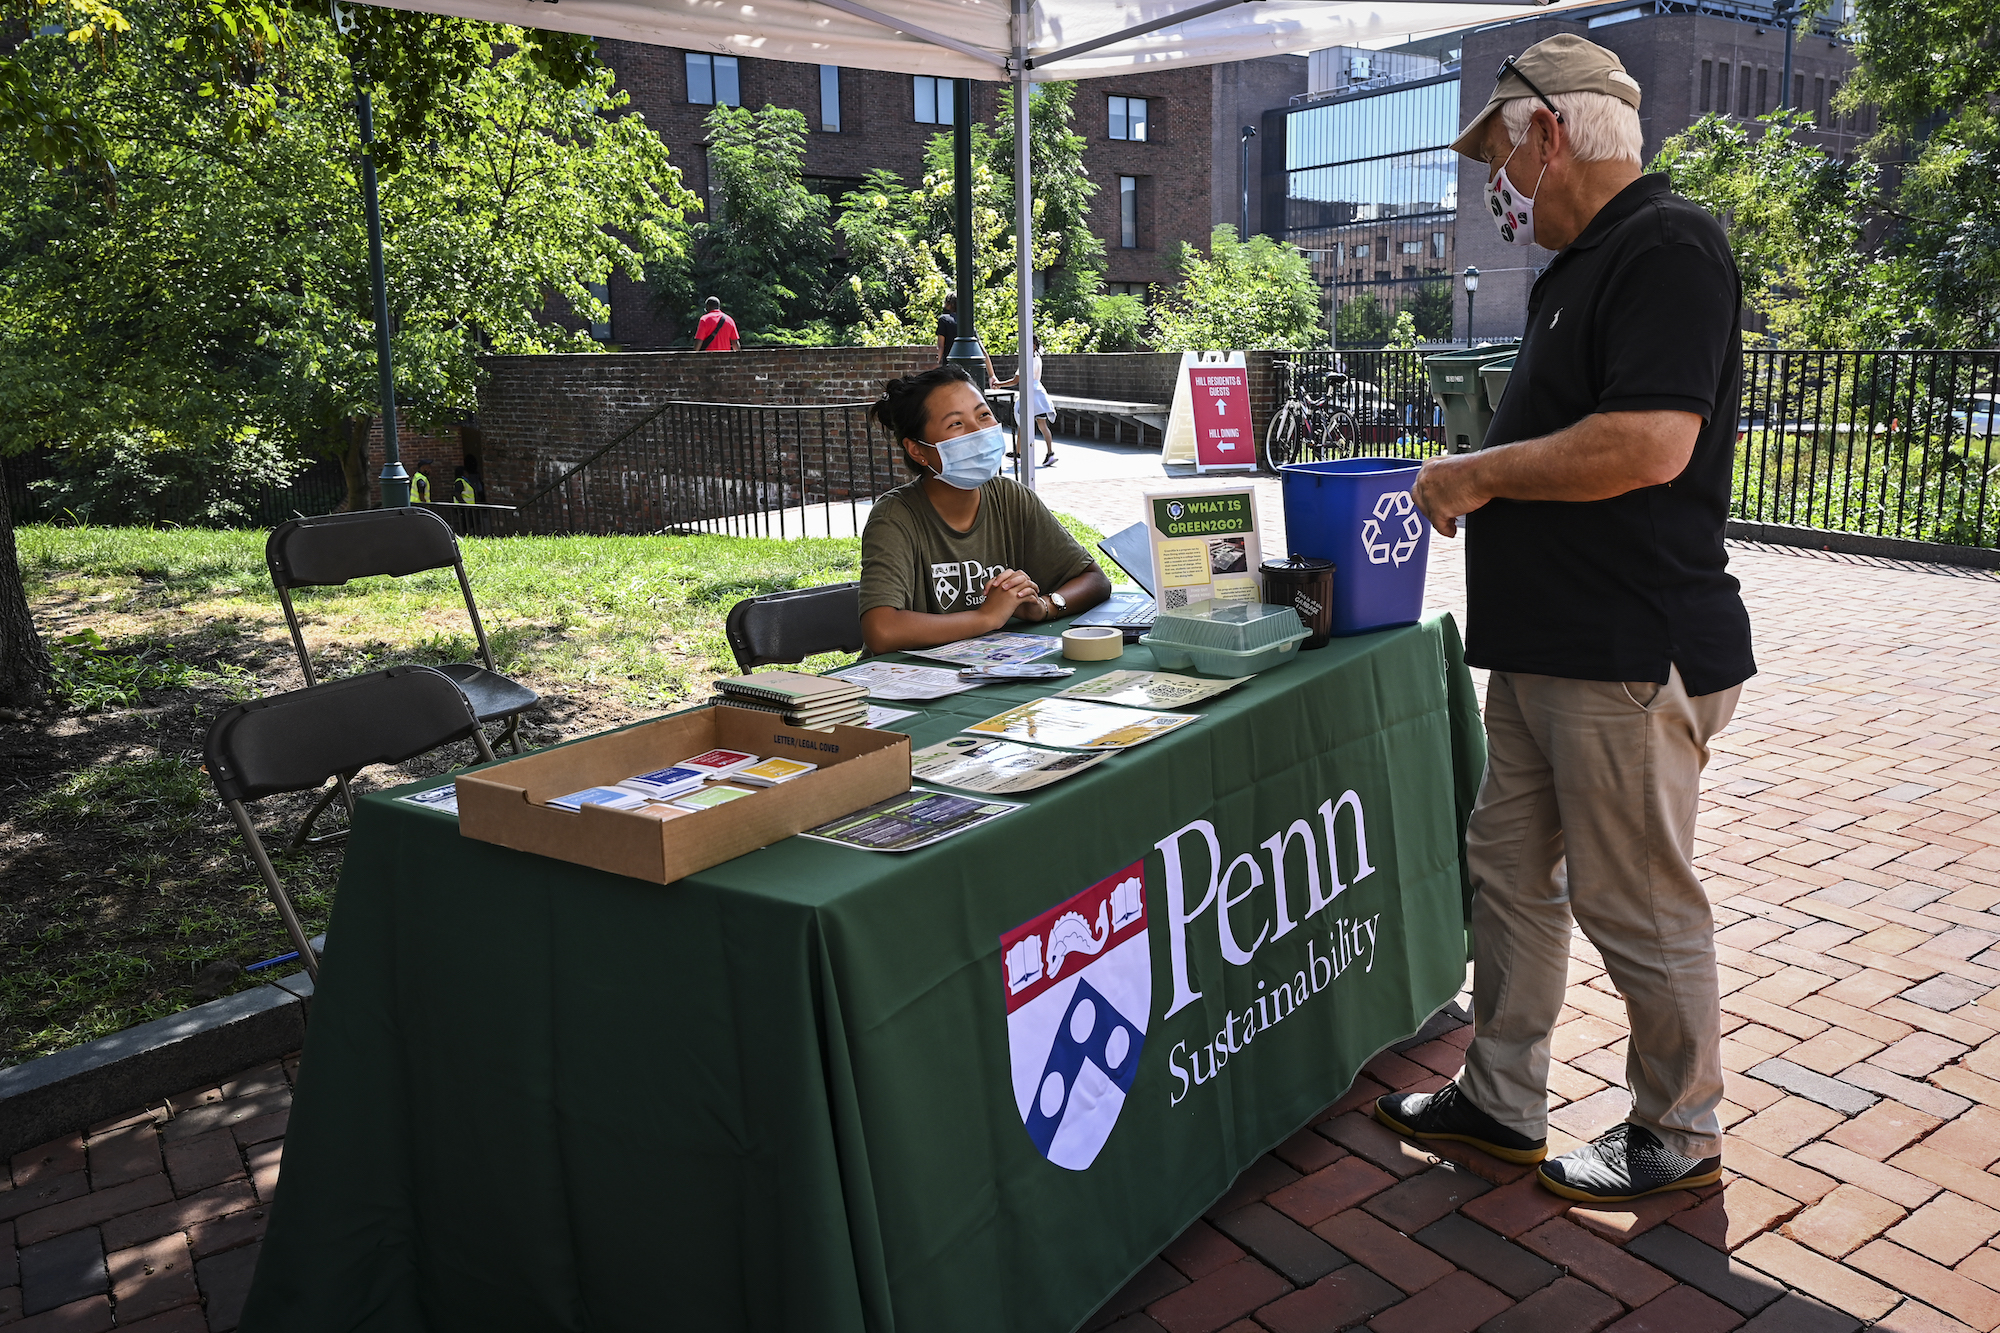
1013, 1, 1036, 494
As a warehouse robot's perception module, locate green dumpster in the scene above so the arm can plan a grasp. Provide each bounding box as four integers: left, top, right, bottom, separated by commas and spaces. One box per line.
1424, 343, 1520, 454
1478, 354, 1517, 417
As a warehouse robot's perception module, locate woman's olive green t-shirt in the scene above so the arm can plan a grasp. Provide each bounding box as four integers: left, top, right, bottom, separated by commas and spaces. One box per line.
858, 477, 1097, 617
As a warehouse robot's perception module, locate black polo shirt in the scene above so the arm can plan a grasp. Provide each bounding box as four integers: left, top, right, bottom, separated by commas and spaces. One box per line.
1465, 172, 1755, 698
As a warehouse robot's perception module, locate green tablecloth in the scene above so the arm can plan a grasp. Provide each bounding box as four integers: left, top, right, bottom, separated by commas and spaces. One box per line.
243, 614, 1484, 1333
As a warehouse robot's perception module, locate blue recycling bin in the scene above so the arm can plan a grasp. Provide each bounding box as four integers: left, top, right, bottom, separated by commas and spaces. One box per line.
1279, 457, 1431, 636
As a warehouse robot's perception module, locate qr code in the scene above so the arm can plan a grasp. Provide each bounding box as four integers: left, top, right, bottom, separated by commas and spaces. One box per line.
1162, 588, 1189, 610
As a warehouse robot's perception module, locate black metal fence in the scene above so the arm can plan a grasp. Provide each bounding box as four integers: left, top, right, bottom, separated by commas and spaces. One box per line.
510, 399, 901, 539
1274, 347, 2000, 550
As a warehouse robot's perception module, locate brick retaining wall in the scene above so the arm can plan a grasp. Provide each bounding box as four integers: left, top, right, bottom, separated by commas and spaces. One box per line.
474, 346, 938, 506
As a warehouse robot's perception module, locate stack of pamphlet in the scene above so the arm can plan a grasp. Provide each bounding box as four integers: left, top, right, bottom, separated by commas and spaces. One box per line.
713, 671, 868, 728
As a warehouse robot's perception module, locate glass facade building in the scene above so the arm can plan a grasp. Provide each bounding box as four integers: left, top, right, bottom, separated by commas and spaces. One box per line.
1281, 75, 1460, 341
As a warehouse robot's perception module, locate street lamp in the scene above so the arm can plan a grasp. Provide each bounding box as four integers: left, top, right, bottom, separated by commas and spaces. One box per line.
1774, 0, 1798, 110
1239, 125, 1258, 240
1463, 267, 1480, 346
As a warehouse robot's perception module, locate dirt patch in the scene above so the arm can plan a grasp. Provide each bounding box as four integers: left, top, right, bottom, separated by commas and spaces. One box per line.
0, 588, 648, 1068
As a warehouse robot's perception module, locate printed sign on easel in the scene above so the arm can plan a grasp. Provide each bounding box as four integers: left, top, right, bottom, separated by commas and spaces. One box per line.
1159, 351, 1254, 473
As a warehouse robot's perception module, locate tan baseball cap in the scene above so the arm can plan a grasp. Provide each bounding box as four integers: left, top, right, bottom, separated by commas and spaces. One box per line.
1450, 33, 1643, 157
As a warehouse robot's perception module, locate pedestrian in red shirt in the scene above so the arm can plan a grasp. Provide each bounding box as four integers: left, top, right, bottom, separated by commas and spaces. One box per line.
694, 296, 739, 352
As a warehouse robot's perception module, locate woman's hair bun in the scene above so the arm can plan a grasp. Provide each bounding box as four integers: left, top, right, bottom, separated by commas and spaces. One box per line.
873, 364, 974, 444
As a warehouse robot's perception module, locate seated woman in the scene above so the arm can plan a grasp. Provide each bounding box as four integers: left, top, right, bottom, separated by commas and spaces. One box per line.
860, 366, 1110, 654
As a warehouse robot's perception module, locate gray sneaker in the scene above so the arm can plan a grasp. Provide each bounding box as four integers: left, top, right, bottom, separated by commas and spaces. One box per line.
1537, 1122, 1722, 1202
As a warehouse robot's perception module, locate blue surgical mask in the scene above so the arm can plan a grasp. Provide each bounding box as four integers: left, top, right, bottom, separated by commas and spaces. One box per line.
922, 422, 1008, 490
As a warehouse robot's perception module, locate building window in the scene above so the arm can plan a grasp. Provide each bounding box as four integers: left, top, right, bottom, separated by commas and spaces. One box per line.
1400, 240, 1423, 255
1107, 281, 1149, 302
1717, 64, 1730, 115
1814, 76, 1826, 127
587, 282, 610, 342
1354, 243, 1370, 259
1432, 231, 1447, 258
1119, 175, 1138, 248
819, 66, 841, 132
1700, 61, 1713, 113
686, 53, 740, 107
1794, 74, 1805, 114
1756, 67, 1768, 115
1109, 95, 1149, 141
914, 75, 954, 125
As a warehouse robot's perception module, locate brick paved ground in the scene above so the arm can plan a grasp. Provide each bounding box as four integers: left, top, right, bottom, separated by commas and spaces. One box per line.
4, 497, 1998, 1331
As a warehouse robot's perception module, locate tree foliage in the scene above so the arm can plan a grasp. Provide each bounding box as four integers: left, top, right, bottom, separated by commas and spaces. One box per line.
1654, 0, 2000, 347
1150, 226, 1323, 352
836, 81, 1106, 353
651, 104, 833, 345
0, 7, 694, 471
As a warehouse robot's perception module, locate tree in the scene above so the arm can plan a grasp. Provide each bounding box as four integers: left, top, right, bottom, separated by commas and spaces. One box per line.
651, 104, 833, 345
1653, 0, 2000, 347
0, 3, 694, 705
834, 81, 1105, 353
1333, 292, 1390, 346
838, 137, 1094, 354
1405, 280, 1454, 342
1150, 226, 1322, 352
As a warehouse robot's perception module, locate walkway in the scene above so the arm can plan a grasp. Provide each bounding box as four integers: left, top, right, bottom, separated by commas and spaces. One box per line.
5, 470, 2000, 1332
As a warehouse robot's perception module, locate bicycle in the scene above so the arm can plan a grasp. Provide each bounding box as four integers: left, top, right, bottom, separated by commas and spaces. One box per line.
1263, 360, 1361, 470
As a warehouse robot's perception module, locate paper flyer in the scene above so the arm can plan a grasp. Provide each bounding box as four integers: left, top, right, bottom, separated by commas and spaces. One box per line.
904, 633, 1062, 669
911, 737, 1111, 794
829, 661, 979, 701
1055, 670, 1252, 710
1145, 486, 1263, 613
802, 787, 1024, 853
396, 784, 460, 816
864, 705, 921, 728
963, 697, 1200, 750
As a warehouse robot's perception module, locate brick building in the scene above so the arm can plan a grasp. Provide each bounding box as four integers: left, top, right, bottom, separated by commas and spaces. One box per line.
589, 43, 1307, 348
1263, 0, 1865, 345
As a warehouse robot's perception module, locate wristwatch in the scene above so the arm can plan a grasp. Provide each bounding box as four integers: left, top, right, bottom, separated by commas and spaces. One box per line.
1047, 592, 1068, 616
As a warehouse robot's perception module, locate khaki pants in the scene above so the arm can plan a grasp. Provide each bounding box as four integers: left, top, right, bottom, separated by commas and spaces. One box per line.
1457, 667, 1741, 1160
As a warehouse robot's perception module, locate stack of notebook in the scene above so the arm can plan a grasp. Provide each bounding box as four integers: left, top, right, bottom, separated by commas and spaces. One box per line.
712, 671, 868, 728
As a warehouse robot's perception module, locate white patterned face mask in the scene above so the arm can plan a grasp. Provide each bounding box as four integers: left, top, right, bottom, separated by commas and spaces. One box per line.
1487, 133, 1548, 248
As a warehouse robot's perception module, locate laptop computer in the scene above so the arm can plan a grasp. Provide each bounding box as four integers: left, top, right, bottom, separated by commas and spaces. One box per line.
1073, 523, 1157, 638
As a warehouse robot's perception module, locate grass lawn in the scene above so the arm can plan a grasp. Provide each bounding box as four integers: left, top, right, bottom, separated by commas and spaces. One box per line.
1, 515, 1102, 1067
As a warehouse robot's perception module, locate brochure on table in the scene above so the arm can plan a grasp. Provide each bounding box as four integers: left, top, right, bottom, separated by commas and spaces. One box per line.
396, 784, 460, 816
911, 737, 1111, 794
828, 661, 979, 701
905, 632, 1062, 669
1055, 669, 1252, 710
803, 787, 1024, 853
1160, 350, 1255, 472
964, 697, 1199, 750
1144, 484, 1264, 614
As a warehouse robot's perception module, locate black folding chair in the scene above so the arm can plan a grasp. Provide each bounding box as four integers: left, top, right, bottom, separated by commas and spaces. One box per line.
724, 582, 865, 672
267, 507, 538, 842
205, 666, 495, 984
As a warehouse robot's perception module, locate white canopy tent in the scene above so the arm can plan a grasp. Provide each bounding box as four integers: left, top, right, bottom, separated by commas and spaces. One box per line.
363, 0, 1596, 488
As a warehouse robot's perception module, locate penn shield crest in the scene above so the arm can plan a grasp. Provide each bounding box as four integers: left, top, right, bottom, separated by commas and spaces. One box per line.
1000, 863, 1150, 1170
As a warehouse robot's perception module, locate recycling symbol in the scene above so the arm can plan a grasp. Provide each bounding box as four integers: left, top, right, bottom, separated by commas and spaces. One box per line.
1360, 490, 1424, 567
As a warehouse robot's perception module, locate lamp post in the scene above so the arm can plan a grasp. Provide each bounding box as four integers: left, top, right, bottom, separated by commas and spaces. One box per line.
331, 1, 408, 508
1239, 125, 1258, 240
1463, 266, 1480, 346
945, 76, 989, 390
1775, 0, 1797, 109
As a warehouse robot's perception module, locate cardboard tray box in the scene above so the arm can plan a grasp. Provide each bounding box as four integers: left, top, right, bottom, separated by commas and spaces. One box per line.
455, 704, 911, 883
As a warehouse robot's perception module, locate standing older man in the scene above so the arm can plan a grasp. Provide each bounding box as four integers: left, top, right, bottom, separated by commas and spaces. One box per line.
1373, 34, 1754, 1203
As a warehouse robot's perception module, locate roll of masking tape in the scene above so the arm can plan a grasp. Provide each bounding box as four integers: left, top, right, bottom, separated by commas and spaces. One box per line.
1061, 626, 1124, 662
